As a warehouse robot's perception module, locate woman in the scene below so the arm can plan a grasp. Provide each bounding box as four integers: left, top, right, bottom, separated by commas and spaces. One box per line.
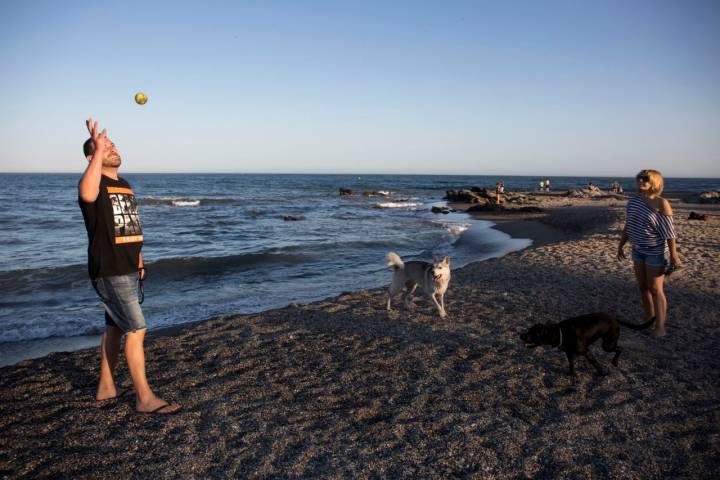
617, 169, 680, 336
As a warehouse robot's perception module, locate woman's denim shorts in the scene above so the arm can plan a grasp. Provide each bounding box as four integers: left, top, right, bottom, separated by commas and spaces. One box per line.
631, 248, 668, 268
92, 273, 146, 333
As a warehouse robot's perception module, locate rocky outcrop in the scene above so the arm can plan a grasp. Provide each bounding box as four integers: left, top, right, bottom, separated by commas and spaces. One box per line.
564, 188, 607, 198
339, 188, 353, 196
504, 193, 534, 204
466, 203, 503, 212
445, 189, 493, 204
282, 215, 306, 221
445, 187, 536, 206
431, 206, 454, 214
683, 191, 720, 204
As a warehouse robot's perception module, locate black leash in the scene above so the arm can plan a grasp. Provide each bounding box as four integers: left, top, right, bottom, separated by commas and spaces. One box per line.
138, 267, 146, 304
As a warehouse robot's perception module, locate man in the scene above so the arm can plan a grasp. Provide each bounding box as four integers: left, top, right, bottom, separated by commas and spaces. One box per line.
79, 117, 180, 414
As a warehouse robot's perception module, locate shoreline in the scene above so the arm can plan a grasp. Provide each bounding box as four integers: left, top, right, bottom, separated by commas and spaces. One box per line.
0, 200, 545, 368
2, 192, 719, 477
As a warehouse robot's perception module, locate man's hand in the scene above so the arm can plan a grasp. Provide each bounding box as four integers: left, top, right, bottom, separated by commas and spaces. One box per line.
86, 117, 108, 157
79, 117, 108, 203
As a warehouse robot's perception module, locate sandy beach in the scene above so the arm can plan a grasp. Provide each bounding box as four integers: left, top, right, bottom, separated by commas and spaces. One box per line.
1, 191, 719, 479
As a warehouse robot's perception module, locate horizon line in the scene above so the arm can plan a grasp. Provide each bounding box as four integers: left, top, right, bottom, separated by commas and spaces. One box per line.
1, 171, 719, 180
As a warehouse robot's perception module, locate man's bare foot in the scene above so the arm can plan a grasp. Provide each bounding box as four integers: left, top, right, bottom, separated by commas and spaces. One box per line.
137, 397, 181, 414
652, 327, 666, 337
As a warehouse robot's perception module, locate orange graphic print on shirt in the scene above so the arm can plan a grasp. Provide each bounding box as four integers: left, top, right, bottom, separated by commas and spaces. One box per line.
107, 186, 143, 244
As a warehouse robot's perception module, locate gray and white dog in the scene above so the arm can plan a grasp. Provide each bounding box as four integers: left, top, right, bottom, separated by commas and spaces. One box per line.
386, 252, 451, 318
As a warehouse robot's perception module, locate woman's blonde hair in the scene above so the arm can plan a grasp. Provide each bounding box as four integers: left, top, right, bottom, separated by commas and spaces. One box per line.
636, 169, 664, 195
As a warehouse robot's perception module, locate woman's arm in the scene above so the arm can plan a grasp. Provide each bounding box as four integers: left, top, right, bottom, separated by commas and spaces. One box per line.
617, 225, 629, 260
659, 198, 680, 267
667, 238, 680, 268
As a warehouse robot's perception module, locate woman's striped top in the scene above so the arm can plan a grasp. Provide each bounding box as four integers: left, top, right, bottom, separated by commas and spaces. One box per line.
625, 196, 676, 255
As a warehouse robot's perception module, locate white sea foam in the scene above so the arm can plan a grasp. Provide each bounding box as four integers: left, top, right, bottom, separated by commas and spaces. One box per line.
374, 202, 423, 209
447, 223, 470, 235
436, 222, 471, 235
172, 200, 201, 207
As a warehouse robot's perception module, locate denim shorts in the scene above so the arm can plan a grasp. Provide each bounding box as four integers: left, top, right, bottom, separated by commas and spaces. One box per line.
631, 248, 668, 268
92, 273, 146, 333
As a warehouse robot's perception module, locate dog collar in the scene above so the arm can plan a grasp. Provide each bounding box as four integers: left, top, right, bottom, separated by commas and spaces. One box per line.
556, 326, 563, 348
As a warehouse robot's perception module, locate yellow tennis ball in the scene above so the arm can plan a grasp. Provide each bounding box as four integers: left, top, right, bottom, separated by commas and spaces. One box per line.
134, 92, 148, 105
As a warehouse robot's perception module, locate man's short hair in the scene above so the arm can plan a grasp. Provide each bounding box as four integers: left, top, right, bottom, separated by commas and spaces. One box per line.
83, 138, 95, 157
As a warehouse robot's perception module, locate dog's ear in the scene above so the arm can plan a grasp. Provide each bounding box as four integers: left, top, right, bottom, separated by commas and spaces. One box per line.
442, 256, 451, 266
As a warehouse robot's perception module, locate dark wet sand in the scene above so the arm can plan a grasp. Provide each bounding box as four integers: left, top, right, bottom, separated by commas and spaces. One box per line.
1, 195, 719, 479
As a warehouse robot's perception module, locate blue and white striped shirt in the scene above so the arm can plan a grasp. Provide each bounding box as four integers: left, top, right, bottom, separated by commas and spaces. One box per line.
626, 197, 676, 255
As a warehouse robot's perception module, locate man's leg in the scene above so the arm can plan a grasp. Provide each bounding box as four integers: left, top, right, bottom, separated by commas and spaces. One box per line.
124, 329, 181, 413
96, 325, 123, 400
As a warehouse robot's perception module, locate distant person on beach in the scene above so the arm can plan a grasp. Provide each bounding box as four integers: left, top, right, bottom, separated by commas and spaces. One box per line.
495, 180, 504, 203
78, 118, 181, 414
617, 169, 680, 337
539, 180, 545, 191
545, 179, 551, 192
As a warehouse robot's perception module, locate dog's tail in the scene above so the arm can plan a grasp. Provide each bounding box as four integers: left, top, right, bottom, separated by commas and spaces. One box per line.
618, 316, 655, 330
386, 252, 404, 270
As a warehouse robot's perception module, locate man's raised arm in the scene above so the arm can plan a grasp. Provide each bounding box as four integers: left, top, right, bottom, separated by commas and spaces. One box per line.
78, 117, 108, 203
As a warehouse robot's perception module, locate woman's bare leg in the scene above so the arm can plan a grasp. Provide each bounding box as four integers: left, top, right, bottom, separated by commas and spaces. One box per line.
633, 261, 654, 321
646, 265, 667, 336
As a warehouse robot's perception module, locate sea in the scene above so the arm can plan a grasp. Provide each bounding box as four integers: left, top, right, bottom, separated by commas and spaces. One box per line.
1, 173, 717, 366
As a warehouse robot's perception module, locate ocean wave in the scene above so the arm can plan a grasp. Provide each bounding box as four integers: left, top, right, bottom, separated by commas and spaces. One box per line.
172, 200, 201, 207
374, 202, 424, 209
0, 252, 311, 295
0, 318, 106, 344
149, 252, 309, 279
0, 264, 88, 296
140, 197, 240, 206
435, 222, 471, 235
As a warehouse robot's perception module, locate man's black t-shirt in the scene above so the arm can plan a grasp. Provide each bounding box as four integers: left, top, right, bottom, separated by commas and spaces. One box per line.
79, 175, 144, 279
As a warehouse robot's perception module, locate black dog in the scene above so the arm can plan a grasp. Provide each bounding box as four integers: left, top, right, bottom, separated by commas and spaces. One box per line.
519, 313, 654, 375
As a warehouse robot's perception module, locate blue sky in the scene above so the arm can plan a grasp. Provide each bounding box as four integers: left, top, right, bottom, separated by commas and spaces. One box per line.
0, 0, 718, 176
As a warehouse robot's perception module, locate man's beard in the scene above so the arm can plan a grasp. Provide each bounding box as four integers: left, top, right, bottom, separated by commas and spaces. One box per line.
103, 154, 122, 168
